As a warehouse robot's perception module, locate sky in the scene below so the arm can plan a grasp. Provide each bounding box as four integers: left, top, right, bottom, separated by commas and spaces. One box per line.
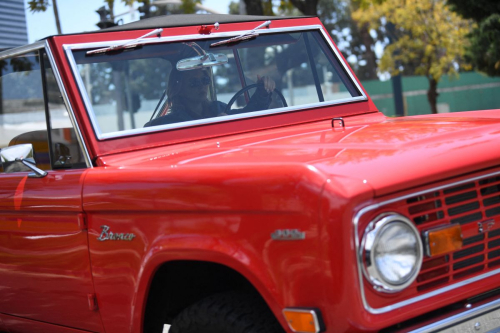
24, 0, 231, 43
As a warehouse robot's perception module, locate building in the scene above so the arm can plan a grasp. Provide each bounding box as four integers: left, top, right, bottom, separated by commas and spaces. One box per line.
0, 0, 28, 49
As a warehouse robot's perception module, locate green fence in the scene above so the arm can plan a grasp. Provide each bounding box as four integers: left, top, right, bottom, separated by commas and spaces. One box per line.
361, 72, 500, 117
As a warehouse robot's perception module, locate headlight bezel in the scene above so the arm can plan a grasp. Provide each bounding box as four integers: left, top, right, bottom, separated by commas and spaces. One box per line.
360, 213, 423, 293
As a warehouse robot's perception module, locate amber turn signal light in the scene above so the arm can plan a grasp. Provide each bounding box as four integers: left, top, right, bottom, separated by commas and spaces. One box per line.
424, 224, 463, 257
283, 308, 324, 333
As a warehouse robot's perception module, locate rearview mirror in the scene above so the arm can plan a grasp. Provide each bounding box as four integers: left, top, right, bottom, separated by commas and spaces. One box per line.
176, 53, 228, 71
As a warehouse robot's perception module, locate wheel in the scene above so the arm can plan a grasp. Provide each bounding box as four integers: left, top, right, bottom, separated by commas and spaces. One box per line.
169, 292, 285, 333
224, 84, 288, 115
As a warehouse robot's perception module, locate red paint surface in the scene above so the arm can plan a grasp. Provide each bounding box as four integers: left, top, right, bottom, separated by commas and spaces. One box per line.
84, 111, 500, 332
0, 171, 102, 331
1, 15, 500, 333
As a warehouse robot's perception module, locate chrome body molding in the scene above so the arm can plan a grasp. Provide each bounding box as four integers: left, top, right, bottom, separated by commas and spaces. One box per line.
0, 41, 93, 169
62, 25, 368, 141
408, 297, 500, 333
354, 169, 500, 314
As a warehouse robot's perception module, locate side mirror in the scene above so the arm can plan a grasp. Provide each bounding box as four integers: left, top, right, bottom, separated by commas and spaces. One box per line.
176, 53, 228, 71
0, 144, 47, 178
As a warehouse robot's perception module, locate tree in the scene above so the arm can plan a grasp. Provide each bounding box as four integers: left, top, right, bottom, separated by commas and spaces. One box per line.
124, 0, 203, 19
242, 0, 263, 15
447, 0, 500, 76
28, 0, 62, 35
238, 0, 316, 16
178, 0, 203, 14
318, 0, 382, 80
241, 0, 382, 80
288, 0, 319, 16
229, 1, 240, 14
104, 0, 116, 21
102, 0, 140, 22
241, 0, 275, 15
353, 0, 472, 114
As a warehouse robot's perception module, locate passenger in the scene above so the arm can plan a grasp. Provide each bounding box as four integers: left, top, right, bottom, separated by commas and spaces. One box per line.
144, 67, 275, 127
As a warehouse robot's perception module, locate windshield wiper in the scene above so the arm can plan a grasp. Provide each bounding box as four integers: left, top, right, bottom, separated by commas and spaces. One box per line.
86, 28, 163, 55
210, 20, 271, 47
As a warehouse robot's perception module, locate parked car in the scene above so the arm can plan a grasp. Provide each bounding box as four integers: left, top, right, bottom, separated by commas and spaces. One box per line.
1, 13, 500, 333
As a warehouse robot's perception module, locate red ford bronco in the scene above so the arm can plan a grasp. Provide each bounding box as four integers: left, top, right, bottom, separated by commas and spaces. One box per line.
1, 13, 500, 333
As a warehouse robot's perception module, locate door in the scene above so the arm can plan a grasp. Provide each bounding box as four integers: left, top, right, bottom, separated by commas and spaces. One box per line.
0, 48, 101, 331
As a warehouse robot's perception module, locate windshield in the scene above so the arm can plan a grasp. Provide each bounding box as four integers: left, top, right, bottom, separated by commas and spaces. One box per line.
70, 30, 362, 138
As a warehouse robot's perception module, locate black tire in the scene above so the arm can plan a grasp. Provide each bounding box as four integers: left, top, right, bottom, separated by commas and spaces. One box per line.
169, 292, 285, 333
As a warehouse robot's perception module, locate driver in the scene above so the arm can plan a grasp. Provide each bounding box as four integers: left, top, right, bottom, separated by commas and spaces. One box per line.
144, 67, 276, 127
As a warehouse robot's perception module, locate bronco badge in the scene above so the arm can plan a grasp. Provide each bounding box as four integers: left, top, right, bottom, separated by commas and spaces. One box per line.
271, 229, 306, 241
97, 225, 136, 241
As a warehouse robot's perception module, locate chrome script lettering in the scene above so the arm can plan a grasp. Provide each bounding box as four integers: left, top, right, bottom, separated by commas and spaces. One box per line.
97, 225, 136, 242
271, 229, 306, 241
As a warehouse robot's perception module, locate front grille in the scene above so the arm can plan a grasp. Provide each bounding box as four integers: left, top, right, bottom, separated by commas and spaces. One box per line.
402, 175, 500, 292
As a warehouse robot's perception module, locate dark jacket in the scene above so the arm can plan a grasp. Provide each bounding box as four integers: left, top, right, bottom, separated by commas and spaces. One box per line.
145, 88, 272, 128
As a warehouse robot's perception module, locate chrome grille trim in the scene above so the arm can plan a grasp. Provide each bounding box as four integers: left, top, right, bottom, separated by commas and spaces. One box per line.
355, 169, 500, 314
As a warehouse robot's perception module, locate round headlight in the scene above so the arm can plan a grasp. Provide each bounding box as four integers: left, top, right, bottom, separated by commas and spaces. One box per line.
361, 213, 423, 293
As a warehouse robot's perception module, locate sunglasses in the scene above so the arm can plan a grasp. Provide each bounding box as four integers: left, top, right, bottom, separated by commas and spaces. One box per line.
188, 76, 211, 88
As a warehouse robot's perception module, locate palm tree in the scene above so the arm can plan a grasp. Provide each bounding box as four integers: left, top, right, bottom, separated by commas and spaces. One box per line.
28, 0, 62, 35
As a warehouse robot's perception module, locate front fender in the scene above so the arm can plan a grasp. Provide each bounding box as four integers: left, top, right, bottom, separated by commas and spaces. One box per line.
131, 238, 290, 333
83, 165, 328, 333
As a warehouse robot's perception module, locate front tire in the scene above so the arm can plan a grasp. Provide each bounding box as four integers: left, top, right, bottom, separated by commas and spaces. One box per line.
169, 292, 285, 333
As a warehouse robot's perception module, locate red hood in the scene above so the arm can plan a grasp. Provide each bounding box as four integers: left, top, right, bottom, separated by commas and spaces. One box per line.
101, 111, 500, 197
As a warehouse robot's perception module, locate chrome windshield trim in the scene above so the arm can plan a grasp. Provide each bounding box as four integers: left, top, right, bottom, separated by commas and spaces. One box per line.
0, 40, 45, 60
64, 24, 367, 141
44, 41, 93, 168
409, 297, 500, 332
354, 169, 500, 314
316, 27, 366, 100
92, 96, 366, 140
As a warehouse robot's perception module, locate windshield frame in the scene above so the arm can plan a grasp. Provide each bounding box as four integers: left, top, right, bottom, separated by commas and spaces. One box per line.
64, 25, 367, 140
